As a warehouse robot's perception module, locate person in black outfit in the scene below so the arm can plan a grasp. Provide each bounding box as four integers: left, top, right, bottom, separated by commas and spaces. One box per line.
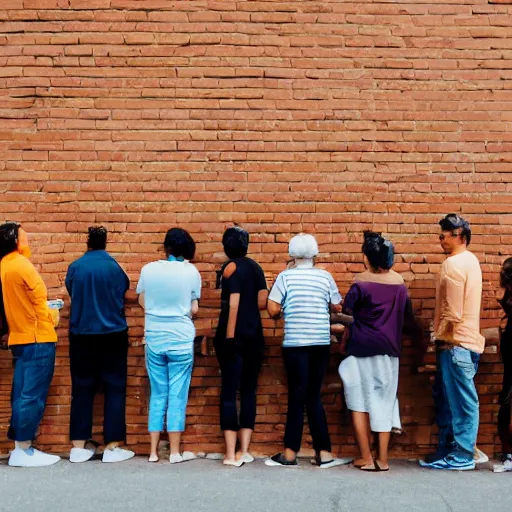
494, 257, 512, 473
214, 227, 268, 466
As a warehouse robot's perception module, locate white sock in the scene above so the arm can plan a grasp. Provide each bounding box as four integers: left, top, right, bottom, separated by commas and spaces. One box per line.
15, 441, 31, 450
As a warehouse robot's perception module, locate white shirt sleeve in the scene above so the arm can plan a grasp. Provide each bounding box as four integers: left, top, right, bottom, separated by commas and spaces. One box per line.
268, 272, 286, 305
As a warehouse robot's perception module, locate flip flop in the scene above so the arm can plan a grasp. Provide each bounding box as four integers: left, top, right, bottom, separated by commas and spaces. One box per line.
360, 460, 389, 472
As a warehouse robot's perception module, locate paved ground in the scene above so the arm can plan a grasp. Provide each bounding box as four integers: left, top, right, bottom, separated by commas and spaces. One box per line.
0, 456, 508, 512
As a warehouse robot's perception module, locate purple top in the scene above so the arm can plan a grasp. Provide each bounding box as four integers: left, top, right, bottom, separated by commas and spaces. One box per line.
342, 271, 410, 358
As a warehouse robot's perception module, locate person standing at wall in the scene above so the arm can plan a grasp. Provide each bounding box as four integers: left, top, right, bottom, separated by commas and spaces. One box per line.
0, 222, 61, 467
214, 227, 268, 467
493, 257, 512, 473
265, 234, 352, 468
420, 214, 485, 471
66, 226, 135, 464
338, 232, 423, 472
137, 228, 200, 464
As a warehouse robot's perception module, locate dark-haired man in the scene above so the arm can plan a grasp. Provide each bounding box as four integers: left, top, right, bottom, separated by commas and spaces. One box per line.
421, 214, 485, 471
0, 222, 61, 467
65, 226, 135, 463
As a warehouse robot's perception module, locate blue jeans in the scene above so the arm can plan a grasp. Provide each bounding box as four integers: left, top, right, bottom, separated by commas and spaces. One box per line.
145, 345, 193, 432
8, 342, 56, 442
433, 346, 479, 462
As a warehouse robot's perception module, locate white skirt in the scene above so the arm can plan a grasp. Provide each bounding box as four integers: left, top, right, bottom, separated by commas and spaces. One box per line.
338, 355, 401, 432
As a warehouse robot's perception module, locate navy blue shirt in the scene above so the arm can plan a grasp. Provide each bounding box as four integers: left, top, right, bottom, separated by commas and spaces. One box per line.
65, 250, 129, 335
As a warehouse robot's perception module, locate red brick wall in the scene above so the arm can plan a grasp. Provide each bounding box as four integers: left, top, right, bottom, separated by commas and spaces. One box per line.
0, 0, 510, 457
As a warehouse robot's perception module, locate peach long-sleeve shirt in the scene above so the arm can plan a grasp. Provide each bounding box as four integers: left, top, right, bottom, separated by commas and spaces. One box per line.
434, 249, 485, 354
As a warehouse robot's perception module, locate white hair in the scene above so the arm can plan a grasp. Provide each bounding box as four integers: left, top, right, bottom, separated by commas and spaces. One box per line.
288, 233, 319, 259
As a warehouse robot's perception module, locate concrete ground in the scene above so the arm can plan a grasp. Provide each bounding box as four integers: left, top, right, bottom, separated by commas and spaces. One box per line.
0, 456, 508, 512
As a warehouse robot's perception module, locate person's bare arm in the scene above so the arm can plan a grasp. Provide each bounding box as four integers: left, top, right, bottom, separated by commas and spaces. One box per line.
330, 302, 342, 314
330, 311, 354, 326
191, 299, 199, 319
138, 292, 145, 309
258, 289, 269, 310
267, 299, 282, 319
226, 293, 240, 339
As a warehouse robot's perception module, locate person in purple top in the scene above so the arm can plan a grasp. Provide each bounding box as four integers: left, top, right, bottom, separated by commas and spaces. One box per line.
338, 232, 422, 472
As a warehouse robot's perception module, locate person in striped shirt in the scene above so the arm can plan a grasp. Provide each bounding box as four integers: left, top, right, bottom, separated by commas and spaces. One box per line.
265, 234, 352, 469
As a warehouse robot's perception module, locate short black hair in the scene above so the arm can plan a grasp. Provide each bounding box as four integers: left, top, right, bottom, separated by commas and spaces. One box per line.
0, 222, 20, 260
501, 257, 512, 290
439, 214, 471, 246
222, 226, 249, 259
87, 226, 107, 250
164, 228, 196, 260
362, 231, 394, 270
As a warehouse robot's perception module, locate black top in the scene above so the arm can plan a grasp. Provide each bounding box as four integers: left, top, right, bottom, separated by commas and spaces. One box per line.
215, 257, 267, 343
499, 289, 512, 353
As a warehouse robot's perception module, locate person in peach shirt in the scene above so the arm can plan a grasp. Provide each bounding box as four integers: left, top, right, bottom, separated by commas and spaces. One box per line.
420, 214, 485, 471
0, 222, 60, 467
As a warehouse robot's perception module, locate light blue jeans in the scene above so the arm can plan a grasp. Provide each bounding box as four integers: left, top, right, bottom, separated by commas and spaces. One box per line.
435, 346, 480, 463
145, 346, 193, 432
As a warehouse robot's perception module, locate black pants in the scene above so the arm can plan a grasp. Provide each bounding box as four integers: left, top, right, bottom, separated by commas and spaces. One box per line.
282, 345, 331, 454
215, 338, 263, 431
69, 329, 128, 444
498, 339, 512, 454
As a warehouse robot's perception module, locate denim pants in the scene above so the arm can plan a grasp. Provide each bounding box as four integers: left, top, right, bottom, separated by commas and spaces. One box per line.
433, 346, 480, 462
145, 345, 193, 432
8, 342, 56, 442
69, 330, 128, 444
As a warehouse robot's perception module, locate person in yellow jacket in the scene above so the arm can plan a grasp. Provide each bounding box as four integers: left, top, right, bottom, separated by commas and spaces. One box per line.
0, 222, 61, 467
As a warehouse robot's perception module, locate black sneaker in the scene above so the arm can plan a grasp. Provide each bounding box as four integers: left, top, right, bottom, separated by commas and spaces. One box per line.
264, 453, 298, 467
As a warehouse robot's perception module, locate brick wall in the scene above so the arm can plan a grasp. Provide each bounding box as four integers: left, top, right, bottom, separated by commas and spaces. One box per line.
0, 0, 510, 458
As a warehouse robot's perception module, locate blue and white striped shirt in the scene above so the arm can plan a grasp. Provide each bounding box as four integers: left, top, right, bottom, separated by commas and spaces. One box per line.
269, 264, 342, 347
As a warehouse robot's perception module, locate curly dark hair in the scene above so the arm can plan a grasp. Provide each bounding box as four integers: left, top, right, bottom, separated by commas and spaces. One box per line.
87, 226, 108, 250
500, 257, 512, 291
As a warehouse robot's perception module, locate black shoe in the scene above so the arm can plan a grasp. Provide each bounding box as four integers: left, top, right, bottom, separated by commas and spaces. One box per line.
264, 453, 298, 467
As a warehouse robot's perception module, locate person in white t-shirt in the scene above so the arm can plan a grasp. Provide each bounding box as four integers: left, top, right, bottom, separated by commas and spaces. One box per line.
136, 228, 201, 464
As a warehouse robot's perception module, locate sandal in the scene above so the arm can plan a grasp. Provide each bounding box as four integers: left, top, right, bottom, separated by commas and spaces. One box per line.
360, 459, 389, 472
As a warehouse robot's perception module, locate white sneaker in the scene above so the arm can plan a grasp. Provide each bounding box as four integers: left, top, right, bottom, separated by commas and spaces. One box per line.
70, 447, 95, 463
169, 452, 197, 464
8, 448, 61, 468
240, 453, 255, 464
318, 457, 354, 469
102, 447, 135, 463
493, 459, 512, 473
474, 448, 489, 465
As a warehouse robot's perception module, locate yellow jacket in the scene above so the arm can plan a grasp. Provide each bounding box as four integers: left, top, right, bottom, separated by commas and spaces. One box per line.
0, 251, 57, 345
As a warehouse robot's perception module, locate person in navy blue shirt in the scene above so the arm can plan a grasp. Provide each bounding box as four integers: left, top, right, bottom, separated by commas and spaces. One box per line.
65, 226, 136, 464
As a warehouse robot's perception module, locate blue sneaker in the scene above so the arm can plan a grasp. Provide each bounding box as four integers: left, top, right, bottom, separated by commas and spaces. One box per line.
419, 456, 475, 471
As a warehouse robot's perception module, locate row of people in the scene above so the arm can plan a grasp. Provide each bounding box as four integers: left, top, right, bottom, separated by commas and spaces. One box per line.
0, 216, 510, 472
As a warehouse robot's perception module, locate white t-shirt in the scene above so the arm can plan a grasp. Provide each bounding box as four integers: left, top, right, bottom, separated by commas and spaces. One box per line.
136, 260, 201, 353
268, 264, 342, 347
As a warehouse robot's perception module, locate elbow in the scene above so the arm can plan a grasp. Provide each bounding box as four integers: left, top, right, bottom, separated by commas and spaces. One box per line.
267, 305, 281, 319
